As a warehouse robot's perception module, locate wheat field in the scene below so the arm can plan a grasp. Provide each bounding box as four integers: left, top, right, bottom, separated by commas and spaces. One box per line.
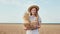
0, 23, 60, 34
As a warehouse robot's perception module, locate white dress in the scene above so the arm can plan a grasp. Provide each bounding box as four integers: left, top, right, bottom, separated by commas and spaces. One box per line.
26, 16, 41, 34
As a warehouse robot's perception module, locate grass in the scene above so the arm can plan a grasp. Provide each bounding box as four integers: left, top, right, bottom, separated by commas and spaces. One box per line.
0, 23, 60, 34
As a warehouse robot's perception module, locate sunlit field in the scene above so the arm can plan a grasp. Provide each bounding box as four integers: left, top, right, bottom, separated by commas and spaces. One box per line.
0, 23, 60, 34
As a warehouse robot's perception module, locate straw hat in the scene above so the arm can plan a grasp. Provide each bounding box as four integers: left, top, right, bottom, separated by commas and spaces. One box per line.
28, 5, 39, 12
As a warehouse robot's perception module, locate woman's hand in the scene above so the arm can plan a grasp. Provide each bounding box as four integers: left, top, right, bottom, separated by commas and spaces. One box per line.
37, 26, 40, 28
24, 26, 27, 29
24, 27, 28, 30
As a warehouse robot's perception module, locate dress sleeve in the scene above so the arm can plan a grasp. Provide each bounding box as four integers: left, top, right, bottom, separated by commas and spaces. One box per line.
38, 16, 42, 28
38, 16, 42, 24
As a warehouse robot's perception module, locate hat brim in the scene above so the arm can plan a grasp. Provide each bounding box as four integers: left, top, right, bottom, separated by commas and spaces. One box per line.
28, 5, 39, 12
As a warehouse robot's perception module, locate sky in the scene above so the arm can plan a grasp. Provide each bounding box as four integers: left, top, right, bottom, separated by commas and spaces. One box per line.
0, 0, 60, 23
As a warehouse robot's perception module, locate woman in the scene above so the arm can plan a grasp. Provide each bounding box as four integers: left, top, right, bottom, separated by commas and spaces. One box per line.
23, 5, 42, 34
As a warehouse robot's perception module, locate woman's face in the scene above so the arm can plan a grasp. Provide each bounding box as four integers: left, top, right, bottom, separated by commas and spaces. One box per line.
31, 8, 37, 15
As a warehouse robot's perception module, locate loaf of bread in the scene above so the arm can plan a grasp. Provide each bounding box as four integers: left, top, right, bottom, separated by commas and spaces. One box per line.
24, 23, 32, 30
